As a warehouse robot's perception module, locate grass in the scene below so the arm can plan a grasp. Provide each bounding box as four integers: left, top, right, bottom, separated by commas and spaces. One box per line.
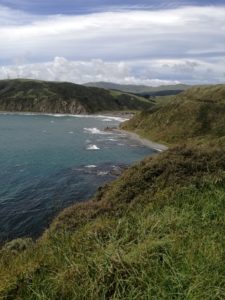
121, 85, 225, 146
1, 84, 225, 299
109, 90, 154, 104
85, 81, 190, 95
0, 146, 225, 299
0, 79, 152, 114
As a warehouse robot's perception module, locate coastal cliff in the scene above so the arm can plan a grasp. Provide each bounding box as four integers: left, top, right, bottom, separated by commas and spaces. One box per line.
0, 84, 225, 299
0, 79, 153, 114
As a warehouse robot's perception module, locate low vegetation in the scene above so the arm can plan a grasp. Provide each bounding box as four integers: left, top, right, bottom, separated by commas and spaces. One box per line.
1, 145, 225, 299
0, 84, 225, 299
121, 84, 225, 145
84, 81, 190, 96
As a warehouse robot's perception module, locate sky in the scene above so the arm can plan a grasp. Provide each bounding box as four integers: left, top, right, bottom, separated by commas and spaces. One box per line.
0, 0, 225, 86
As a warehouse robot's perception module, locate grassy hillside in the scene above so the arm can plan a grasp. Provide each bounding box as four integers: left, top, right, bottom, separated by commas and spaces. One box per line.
1, 145, 225, 299
0, 79, 152, 114
84, 81, 190, 96
1, 84, 225, 299
121, 84, 225, 145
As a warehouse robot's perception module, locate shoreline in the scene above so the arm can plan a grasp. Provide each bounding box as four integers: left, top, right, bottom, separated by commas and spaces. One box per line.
0, 111, 167, 244
0, 110, 168, 152
0, 110, 134, 117
0, 110, 167, 151
113, 128, 168, 152
0, 111, 132, 122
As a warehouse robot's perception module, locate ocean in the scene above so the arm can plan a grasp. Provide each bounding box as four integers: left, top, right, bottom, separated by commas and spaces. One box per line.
0, 113, 156, 243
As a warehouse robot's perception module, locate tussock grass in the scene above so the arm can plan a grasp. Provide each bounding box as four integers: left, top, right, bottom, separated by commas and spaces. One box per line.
1, 146, 225, 299
121, 85, 225, 146
1, 85, 225, 299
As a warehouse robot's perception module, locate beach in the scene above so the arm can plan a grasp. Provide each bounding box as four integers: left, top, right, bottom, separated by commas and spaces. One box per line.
112, 128, 168, 152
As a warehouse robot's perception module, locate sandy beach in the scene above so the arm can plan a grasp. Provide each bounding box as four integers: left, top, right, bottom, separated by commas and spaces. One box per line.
112, 129, 168, 152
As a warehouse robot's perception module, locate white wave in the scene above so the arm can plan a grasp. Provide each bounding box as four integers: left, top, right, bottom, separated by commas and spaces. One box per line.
106, 138, 118, 142
68, 131, 74, 134
98, 171, 108, 176
0, 112, 35, 116
154, 148, 163, 152
48, 114, 67, 117
42, 113, 129, 122
102, 118, 113, 122
84, 127, 110, 135
86, 144, 100, 150
85, 165, 97, 168
107, 116, 129, 122
70, 114, 129, 122
0, 112, 129, 122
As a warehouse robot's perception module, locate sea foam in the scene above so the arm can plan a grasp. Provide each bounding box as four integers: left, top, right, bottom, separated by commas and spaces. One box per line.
86, 144, 100, 150
0, 112, 129, 122
84, 127, 109, 135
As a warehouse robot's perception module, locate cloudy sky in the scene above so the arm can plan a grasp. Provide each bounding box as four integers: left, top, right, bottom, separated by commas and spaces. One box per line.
0, 0, 224, 86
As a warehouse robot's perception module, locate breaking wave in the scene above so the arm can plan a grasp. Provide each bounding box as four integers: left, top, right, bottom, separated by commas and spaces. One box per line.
86, 144, 100, 150
84, 127, 110, 135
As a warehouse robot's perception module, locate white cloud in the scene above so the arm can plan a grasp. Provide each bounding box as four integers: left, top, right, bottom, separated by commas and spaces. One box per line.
0, 5, 225, 84
0, 57, 179, 86
1, 56, 225, 86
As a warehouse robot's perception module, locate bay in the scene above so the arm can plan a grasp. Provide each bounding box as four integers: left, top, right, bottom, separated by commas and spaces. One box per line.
0, 113, 156, 243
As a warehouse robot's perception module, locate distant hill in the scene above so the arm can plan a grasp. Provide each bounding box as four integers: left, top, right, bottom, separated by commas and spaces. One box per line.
0, 79, 153, 114
121, 84, 225, 145
84, 81, 190, 96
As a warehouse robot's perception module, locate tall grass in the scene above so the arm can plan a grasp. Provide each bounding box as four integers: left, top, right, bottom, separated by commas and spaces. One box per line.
1, 146, 225, 299
121, 85, 225, 146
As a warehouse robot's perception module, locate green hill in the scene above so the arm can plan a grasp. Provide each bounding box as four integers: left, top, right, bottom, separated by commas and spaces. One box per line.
0, 79, 152, 114
0, 84, 225, 299
84, 81, 190, 96
121, 84, 225, 145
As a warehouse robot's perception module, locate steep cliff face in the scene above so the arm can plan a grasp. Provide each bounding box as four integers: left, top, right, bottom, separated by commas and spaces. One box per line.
0, 79, 153, 113
0, 97, 87, 114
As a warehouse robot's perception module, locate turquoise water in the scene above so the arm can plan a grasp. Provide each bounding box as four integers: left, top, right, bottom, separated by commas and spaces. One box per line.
0, 113, 156, 243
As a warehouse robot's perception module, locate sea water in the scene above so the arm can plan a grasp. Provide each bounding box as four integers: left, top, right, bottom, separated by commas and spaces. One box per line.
0, 113, 156, 243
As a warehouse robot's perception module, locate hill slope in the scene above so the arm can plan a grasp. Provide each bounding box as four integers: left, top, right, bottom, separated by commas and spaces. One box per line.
121, 84, 225, 145
0, 79, 152, 114
84, 81, 190, 96
1, 84, 225, 299
0, 145, 225, 299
